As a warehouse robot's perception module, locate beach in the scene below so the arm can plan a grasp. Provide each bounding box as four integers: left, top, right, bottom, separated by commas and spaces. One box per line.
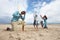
0, 24, 60, 40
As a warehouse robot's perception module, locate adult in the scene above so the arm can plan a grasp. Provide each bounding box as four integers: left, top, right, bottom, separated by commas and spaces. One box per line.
11, 11, 21, 31
40, 15, 48, 28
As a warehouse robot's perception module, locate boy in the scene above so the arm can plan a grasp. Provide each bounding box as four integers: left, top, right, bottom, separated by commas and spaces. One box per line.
33, 14, 38, 30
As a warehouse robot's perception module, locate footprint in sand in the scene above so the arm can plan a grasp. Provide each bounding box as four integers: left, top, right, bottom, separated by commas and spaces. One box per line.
9, 33, 14, 38
57, 36, 60, 40
39, 33, 43, 37
16, 37, 21, 40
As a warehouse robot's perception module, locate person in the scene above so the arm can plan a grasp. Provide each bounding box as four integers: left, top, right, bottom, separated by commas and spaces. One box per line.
11, 10, 26, 31
11, 11, 21, 31
40, 15, 48, 28
33, 14, 38, 30
40, 21, 43, 28
21, 11, 26, 31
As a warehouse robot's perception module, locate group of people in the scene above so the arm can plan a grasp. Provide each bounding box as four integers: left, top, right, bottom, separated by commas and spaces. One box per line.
7, 10, 47, 31
33, 14, 48, 30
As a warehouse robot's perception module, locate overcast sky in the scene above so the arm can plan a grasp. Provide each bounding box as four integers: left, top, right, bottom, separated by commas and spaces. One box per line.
0, 0, 60, 24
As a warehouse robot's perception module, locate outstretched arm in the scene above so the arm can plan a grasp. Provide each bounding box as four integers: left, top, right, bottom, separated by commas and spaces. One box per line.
40, 15, 44, 19
40, 15, 42, 18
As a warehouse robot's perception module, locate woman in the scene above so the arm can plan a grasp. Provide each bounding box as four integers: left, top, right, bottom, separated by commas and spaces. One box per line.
40, 15, 47, 28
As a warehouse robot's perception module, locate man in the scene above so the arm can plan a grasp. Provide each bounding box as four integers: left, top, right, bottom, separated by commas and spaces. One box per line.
11, 11, 21, 31
11, 11, 26, 31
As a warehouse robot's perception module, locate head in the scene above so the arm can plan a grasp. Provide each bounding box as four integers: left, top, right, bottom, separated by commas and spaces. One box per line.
44, 15, 47, 19
44, 15, 47, 17
21, 11, 26, 15
35, 15, 37, 17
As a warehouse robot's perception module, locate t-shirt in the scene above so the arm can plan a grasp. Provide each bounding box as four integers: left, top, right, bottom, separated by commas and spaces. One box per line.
34, 14, 39, 24
11, 11, 20, 22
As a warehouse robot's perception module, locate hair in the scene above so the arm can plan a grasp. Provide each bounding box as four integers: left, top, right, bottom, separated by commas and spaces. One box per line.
44, 15, 47, 19
21, 11, 26, 14
35, 15, 37, 17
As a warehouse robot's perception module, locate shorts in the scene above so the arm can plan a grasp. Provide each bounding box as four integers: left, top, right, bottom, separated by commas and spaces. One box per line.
33, 20, 38, 25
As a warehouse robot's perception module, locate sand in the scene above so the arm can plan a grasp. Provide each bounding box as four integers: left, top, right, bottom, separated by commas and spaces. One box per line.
0, 24, 60, 40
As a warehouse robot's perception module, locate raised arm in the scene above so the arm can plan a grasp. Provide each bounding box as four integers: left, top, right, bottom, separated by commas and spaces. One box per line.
40, 15, 42, 18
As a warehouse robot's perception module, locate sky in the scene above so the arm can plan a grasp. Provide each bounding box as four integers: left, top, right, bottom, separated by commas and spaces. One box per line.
0, 0, 60, 24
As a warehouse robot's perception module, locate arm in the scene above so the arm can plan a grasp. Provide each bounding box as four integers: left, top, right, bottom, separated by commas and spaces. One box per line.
13, 11, 20, 17
40, 15, 43, 19
21, 14, 25, 21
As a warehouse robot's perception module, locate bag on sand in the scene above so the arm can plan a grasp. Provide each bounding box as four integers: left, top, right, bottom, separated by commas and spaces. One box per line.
6, 27, 11, 31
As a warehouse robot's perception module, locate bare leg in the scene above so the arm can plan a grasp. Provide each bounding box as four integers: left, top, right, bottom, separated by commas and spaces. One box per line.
34, 25, 36, 29
41, 24, 43, 28
22, 24, 24, 31
22, 21, 24, 31
11, 22, 14, 31
36, 25, 38, 31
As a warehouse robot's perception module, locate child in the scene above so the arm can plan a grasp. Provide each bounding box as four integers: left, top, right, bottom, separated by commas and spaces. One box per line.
33, 14, 38, 30
40, 21, 43, 28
